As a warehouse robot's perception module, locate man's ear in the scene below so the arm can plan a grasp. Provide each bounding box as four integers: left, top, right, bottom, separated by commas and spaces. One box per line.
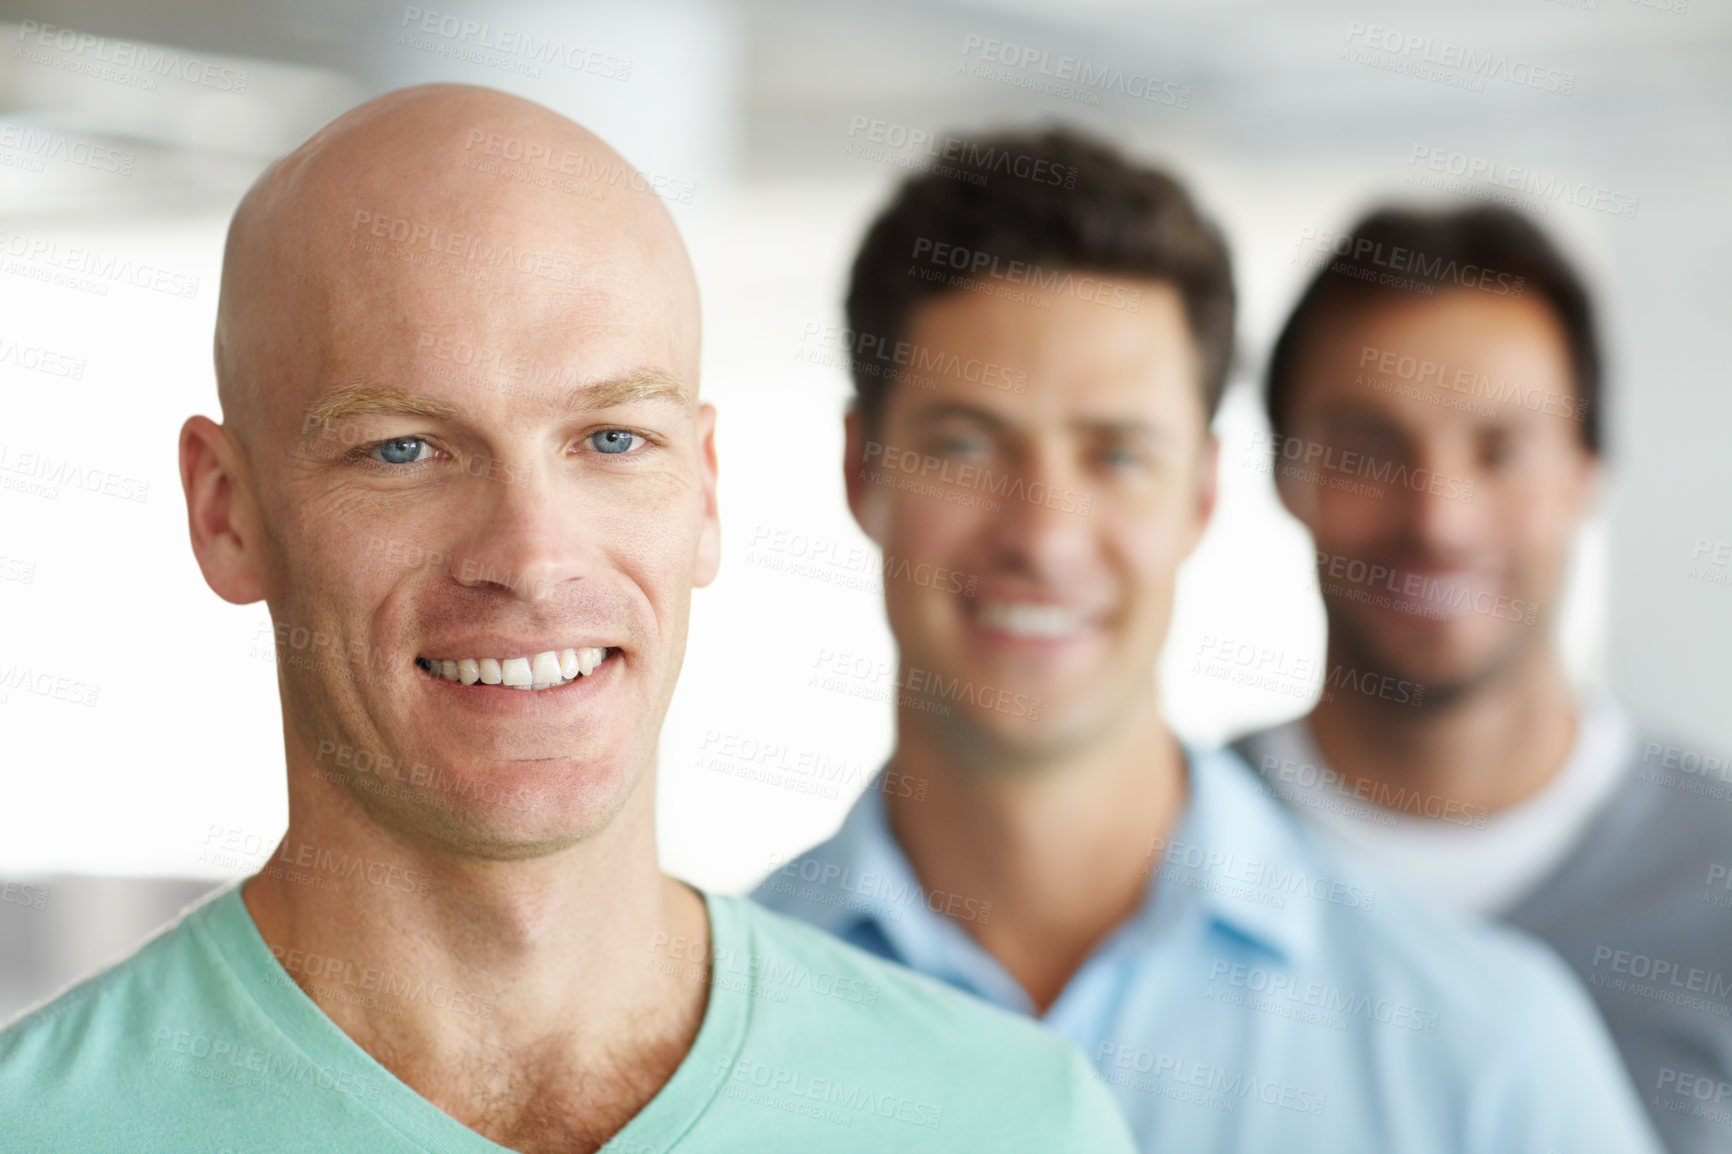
843, 408, 889, 547
1269, 429, 1315, 528
1563, 442, 1604, 523
1180, 433, 1221, 561
179, 416, 269, 605
693, 402, 721, 588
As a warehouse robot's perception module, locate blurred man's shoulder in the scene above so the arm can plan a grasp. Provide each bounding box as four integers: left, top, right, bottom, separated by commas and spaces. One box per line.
718, 895, 1135, 1149
729, 892, 1091, 1065
748, 835, 851, 922
1510, 723, 1732, 979
1606, 726, 1732, 848
1268, 789, 1621, 1049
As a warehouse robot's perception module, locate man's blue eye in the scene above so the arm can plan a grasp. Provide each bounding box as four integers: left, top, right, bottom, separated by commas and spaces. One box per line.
1102, 447, 1142, 469
590, 430, 643, 455
375, 437, 428, 465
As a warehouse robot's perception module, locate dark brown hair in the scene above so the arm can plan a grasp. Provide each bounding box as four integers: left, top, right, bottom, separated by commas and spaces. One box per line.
844, 127, 1235, 429
1266, 204, 1602, 453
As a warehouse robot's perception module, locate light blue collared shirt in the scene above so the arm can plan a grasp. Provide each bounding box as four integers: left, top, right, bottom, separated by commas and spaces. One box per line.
752, 746, 1663, 1154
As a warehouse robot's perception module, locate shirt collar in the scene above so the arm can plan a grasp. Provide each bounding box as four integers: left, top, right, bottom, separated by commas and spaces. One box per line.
812, 746, 1325, 979
799, 776, 1016, 997
1154, 744, 1327, 965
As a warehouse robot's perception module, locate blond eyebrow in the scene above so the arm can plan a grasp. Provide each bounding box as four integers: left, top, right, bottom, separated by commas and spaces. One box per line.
302, 371, 692, 431
567, 370, 691, 412
305, 384, 460, 429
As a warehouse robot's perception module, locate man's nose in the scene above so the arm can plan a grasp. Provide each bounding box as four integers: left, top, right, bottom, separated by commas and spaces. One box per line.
444, 456, 601, 602
1402, 444, 1480, 555
984, 448, 1093, 577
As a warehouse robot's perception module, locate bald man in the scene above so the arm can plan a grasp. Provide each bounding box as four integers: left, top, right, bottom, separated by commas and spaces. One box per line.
0, 86, 1135, 1154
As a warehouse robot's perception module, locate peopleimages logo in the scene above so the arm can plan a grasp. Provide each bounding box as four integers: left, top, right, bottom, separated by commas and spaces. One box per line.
1356, 344, 1587, 421
0, 881, 49, 910
1405, 146, 1639, 221
797, 321, 1028, 394
0, 443, 150, 503
0, 226, 200, 300
0, 334, 87, 380
767, 850, 993, 925
460, 130, 694, 205
1589, 946, 1732, 1002
861, 440, 1092, 516
712, 1057, 945, 1129
1093, 1042, 1328, 1115
1341, 21, 1575, 95
910, 236, 1143, 311
14, 20, 249, 93
958, 35, 1192, 108
0, 124, 134, 175
1292, 226, 1525, 297
1256, 753, 1488, 828
1312, 548, 1539, 627
1248, 430, 1476, 504
398, 7, 632, 80
349, 209, 577, 285
845, 118, 1078, 188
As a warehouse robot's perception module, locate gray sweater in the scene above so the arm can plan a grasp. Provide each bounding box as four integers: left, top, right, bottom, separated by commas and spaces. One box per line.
1233, 723, 1732, 1154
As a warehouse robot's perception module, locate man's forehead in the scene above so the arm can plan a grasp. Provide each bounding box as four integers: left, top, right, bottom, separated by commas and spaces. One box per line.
306, 252, 689, 370
898, 372, 1197, 446
898, 299, 1202, 426
324, 262, 657, 344
215, 86, 702, 441
301, 367, 693, 430
1316, 290, 1564, 355
907, 281, 1196, 375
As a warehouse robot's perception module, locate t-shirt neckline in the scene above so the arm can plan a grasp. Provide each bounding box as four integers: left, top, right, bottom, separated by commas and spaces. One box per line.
192, 881, 747, 1153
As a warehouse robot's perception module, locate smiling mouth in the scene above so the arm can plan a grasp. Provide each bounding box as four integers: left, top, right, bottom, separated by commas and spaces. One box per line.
971, 600, 1096, 640
414, 647, 613, 691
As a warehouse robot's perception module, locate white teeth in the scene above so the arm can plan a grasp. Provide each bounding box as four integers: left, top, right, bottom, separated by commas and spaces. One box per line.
978, 602, 1085, 639
427, 647, 608, 690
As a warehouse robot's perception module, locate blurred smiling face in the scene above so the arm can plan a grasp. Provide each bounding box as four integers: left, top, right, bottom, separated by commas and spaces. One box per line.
235, 195, 715, 859
846, 279, 1216, 758
1278, 288, 1596, 696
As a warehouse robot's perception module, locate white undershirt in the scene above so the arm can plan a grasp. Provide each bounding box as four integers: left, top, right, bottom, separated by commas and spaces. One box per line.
1247, 696, 1634, 917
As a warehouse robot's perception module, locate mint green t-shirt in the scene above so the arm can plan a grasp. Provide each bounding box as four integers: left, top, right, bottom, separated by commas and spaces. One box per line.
0, 884, 1133, 1153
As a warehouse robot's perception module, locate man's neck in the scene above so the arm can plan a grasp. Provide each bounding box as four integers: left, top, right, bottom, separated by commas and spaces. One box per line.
1307, 641, 1579, 817
884, 692, 1186, 1015
242, 764, 708, 1154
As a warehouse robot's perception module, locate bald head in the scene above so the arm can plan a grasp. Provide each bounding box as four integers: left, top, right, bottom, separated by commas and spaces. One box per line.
183, 84, 721, 857
214, 83, 701, 446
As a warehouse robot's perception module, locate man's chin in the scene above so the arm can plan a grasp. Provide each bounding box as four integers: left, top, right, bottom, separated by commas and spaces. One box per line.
1332, 638, 1526, 710
320, 750, 642, 859
419, 820, 610, 862
921, 687, 1116, 768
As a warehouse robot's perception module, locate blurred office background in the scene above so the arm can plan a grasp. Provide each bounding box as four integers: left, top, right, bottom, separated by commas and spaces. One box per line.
1, 0, 1728, 1020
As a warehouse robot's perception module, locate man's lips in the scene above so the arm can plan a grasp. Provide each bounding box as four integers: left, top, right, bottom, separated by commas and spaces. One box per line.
964, 598, 1107, 641
1357, 566, 1505, 621
413, 645, 616, 690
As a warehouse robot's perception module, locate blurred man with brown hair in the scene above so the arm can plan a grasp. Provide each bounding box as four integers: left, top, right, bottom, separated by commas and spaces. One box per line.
1236, 204, 1732, 1153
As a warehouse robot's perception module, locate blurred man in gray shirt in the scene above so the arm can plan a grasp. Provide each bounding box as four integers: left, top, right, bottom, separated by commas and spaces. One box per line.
1234, 204, 1732, 1153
